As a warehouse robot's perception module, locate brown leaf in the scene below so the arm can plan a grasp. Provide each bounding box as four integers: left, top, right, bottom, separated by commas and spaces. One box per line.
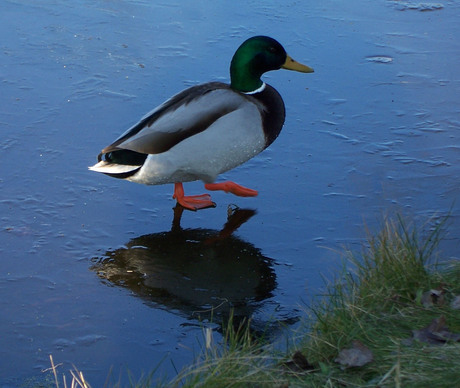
420, 288, 445, 307
334, 340, 373, 368
283, 351, 314, 372
413, 315, 460, 345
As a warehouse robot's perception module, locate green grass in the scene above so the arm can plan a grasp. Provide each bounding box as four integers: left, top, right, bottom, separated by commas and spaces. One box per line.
44, 216, 460, 387
295, 216, 460, 387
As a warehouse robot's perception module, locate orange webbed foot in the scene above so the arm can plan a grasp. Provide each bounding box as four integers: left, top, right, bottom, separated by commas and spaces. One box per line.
204, 181, 258, 197
173, 182, 216, 211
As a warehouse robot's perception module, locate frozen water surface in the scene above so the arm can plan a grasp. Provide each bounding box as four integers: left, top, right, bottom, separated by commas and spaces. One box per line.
1, 0, 459, 385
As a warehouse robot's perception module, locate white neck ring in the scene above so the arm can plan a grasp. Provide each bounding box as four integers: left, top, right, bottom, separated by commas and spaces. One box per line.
243, 82, 266, 95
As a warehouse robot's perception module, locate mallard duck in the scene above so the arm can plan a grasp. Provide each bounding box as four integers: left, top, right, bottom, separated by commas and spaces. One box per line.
89, 36, 313, 210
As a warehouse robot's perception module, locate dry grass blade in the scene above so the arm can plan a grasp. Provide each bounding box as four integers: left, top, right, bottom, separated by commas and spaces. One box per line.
44, 355, 91, 388
69, 368, 91, 388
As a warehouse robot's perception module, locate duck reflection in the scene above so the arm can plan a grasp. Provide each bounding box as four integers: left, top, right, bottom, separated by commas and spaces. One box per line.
90, 206, 276, 325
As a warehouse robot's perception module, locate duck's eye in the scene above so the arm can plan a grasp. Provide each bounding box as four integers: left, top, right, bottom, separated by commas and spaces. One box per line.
269, 46, 277, 53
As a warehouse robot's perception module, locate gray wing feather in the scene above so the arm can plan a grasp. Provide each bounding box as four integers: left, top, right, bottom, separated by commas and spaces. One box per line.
101, 83, 250, 155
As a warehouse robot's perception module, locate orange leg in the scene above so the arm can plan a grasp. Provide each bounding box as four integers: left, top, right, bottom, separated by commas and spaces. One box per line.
173, 182, 216, 211
204, 181, 258, 197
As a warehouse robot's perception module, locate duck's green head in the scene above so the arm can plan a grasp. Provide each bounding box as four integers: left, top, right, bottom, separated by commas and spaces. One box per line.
230, 36, 314, 93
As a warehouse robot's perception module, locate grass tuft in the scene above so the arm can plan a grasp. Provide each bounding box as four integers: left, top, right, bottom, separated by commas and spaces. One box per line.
298, 215, 459, 387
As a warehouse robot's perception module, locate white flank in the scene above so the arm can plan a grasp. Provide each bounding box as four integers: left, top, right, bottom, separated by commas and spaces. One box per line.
131, 101, 266, 185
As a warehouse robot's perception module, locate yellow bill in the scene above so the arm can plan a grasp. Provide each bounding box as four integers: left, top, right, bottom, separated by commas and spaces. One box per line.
282, 54, 314, 73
